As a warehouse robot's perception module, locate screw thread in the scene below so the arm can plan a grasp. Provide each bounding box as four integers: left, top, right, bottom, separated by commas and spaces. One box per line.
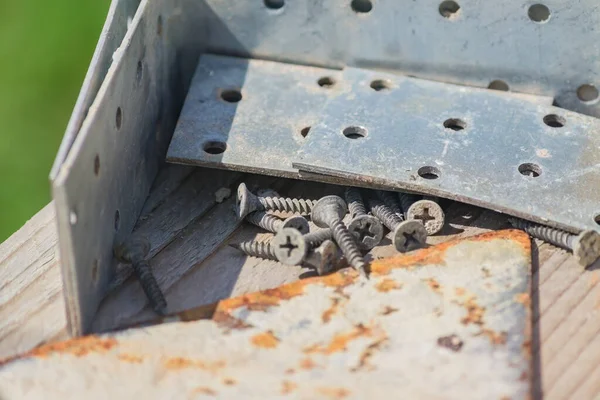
329, 218, 367, 273
246, 211, 282, 233
368, 198, 402, 231
258, 196, 316, 214
345, 187, 367, 218
377, 191, 403, 217
230, 241, 278, 260
132, 260, 167, 315
304, 229, 333, 248
398, 192, 420, 216
509, 218, 574, 249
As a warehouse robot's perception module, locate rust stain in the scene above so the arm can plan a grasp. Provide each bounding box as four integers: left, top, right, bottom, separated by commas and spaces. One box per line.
285, 368, 295, 374
317, 387, 351, 399
455, 287, 466, 296
191, 386, 217, 396
481, 329, 507, 345
380, 306, 399, 315
163, 357, 226, 373
322, 298, 343, 323
514, 293, 531, 307
424, 278, 442, 293
281, 380, 298, 395
251, 331, 280, 349
118, 353, 144, 363
212, 311, 253, 332
375, 278, 402, 292
222, 378, 236, 386
305, 324, 385, 355
437, 334, 464, 352
25, 336, 117, 359
351, 335, 388, 372
299, 357, 317, 370
460, 296, 485, 326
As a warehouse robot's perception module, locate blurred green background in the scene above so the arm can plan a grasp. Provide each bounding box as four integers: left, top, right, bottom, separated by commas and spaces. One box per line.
0, 1, 110, 242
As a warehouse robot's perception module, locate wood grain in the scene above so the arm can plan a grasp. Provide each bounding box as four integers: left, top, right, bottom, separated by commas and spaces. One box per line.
2, 175, 600, 399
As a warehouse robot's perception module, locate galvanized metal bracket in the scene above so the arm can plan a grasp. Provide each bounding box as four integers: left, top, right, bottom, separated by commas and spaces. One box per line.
167, 54, 600, 233
0, 231, 533, 399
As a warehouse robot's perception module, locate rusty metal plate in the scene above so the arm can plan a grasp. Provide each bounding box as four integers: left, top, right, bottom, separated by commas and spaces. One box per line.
1, 231, 532, 399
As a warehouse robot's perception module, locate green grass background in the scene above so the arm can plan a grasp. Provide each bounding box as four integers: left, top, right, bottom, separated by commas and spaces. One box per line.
0, 1, 110, 241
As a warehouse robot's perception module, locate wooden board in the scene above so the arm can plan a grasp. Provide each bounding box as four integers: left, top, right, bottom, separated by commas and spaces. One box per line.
1, 165, 599, 399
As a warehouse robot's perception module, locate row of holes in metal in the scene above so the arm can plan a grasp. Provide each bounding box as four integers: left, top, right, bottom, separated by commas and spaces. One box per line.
74, 15, 165, 283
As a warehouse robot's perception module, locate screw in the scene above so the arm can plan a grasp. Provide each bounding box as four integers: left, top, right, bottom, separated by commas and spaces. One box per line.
114, 236, 167, 315
509, 218, 600, 267
304, 228, 333, 248
345, 187, 384, 250
368, 197, 428, 252
272, 228, 309, 265
246, 211, 310, 234
398, 192, 445, 235
311, 195, 368, 278
229, 240, 278, 261
377, 190, 404, 218
304, 240, 339, 276
236, 183, 317, 218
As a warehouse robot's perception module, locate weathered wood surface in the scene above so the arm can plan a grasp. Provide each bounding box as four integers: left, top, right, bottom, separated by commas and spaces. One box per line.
1, 165, 599, 399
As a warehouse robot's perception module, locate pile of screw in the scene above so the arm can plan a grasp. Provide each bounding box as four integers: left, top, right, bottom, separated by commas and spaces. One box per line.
231, 183, 448, 278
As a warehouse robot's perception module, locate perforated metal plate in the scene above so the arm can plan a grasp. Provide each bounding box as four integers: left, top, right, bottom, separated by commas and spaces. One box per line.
200, 0, 600, 117
168, 55, 600, 232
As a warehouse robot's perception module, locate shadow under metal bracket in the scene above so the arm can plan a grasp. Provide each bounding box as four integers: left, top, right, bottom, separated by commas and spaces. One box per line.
168, 54, 600, 233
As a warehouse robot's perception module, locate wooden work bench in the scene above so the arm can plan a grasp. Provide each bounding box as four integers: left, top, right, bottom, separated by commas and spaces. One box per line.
1, 164, 599, 399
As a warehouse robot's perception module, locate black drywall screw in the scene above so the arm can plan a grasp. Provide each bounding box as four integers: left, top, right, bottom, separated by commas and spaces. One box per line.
304, 228, 333, 248
229, 240, 278, 261
246, 211, 309, 234
345, 187, 384, 250
398, 192, 420, 217
114, 236, 167, 315
377, 190, 404, 218
304, 240, 339, 276
236, 183, 317, 218
368, 197, 428, 253
509, 218, 600, 267
272, 228, 309, 265
311, 195, 368, 278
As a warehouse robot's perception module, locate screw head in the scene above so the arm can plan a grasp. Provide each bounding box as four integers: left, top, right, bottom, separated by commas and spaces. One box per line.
348, 215, 384, 250
392, 220, 428, 252
311, 240, 339, 276
273, 228, 308, 265
236, 183, 261, 219
114, 236, 151, 263
406, 200, 445, 235
311, 195, 348, 228
281, 216, 310, 234
572, 230, 600, 267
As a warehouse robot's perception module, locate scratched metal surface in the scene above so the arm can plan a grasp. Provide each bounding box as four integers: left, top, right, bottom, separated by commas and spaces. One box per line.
200, 0, 600, 118
0, 231, 532, 399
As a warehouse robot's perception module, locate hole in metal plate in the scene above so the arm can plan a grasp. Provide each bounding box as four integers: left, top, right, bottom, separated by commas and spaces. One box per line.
351, 0, 373, 13
488, 80, 509, 91
370, 79, 392, 91
439, 1, 460, 18
136, 61, 143, 84
203, 141, 227, 154
94, 155, 100, 176
577, 84, 599, 103
528, 4, 551, 23
221, 89, 243, 103
343, 126, 368, 139
114, 209, 121, 231
157, 15, 163, 36
116, 107, 123, 130
543, 114, 565, 128
300, 126, 311, 138
595, 214, 600, 226
264, 0, 284, 10
443, 118, 466, 131
317, 76, 336, 88
518, 163, 542, 177
418, 166, 441, 180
